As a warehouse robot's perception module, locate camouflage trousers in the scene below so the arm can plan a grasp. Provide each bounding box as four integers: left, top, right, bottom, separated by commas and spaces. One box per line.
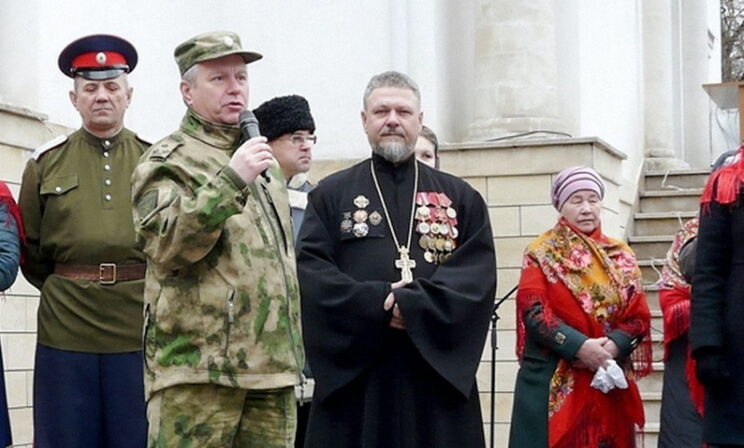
147, 384, 296, 448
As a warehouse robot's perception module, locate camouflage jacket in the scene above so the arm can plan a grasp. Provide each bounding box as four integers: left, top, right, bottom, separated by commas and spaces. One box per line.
131, 110, 304, 399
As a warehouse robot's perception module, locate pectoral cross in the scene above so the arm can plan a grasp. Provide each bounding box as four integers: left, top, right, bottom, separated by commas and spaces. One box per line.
395, 246, 416, 283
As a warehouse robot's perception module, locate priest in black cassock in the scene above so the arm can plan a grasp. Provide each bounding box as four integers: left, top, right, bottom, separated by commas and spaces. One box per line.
296, 71, 497, 448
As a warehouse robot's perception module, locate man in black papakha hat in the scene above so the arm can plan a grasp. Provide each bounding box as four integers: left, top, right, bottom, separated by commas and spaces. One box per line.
253, 94, 317, 448
19, 34, 148, 448
253, 94, 317, 240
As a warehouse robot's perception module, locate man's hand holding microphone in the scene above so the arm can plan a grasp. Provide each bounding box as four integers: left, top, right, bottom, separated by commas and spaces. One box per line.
228, 110, 273, 184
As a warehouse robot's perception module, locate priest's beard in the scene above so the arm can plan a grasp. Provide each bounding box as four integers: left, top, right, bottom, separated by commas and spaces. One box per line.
372, 141, 413, 165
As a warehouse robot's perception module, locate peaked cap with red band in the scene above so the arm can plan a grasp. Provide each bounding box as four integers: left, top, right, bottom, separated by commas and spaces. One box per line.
58, 34, 138, 80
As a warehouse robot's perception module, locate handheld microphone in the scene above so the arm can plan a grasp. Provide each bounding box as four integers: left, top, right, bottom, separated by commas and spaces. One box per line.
238, 110, 270, 183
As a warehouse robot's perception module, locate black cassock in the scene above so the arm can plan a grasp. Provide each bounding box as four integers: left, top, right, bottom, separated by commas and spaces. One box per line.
297, 154, 497, 448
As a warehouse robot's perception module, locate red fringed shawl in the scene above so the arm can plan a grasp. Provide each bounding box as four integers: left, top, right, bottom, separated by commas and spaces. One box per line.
516, 218, 652, 448
700, 145, 744, 209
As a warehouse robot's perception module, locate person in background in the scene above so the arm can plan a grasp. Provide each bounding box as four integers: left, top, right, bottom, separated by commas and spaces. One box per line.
252, 94, 316, 448
691, 145, 744, 448
131, 31, 303, 447
509, 166, 652, 448
0, 180, 22, 448
19, 34, 148, 448
414, 124, 439, 169
253, 94, 316, 240
657, 149, 738, 448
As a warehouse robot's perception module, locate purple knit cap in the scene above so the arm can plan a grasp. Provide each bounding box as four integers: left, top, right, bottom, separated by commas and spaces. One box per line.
551, 166, 605, 211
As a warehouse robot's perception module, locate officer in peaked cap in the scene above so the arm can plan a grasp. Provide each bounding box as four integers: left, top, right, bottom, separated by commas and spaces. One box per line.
131, 30, 305, 446
18, 34, 148, 448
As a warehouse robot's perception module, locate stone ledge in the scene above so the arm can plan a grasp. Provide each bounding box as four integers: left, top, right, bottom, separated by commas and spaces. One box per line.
0, 103, 48, 122
441, 136, 627, 160
439, 136, 627, 183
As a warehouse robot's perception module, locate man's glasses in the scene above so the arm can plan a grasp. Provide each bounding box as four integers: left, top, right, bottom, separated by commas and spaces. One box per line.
283, 134, 317, 146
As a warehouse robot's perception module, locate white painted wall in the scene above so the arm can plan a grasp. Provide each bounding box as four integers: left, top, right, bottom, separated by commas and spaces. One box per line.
578, 1, 645, 180
555, 0, 644, 182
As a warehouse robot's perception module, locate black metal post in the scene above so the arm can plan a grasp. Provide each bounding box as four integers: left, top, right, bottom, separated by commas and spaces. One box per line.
490, 285, 517, 448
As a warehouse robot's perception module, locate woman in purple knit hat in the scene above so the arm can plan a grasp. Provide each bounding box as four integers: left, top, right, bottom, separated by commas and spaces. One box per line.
509, 166, 652, 448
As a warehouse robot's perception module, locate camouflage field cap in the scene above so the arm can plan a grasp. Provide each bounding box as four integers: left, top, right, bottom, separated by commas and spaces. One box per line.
174, 31, 262, 75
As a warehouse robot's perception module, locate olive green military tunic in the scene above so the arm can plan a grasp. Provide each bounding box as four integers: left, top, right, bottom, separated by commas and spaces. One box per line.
19, 128, 148, 352
131, 110, 304, 400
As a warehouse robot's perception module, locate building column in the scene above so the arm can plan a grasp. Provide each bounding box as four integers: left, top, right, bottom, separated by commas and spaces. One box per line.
468, 0, 564, 141
682, 0, 719, 168
643, 0, 687, 170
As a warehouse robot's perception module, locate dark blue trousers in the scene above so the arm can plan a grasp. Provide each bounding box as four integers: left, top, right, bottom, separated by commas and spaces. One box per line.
0, 343, 11, 447
33, 344, 146, 448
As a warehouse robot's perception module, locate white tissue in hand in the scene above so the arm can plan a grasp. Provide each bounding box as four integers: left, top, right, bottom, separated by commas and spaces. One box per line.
590, 360, 628, 393
606, 360, 628, 389
591, 366, 614, 393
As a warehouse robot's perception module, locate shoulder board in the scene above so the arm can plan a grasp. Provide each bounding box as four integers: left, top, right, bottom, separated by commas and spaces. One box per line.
134, 133, 152, 149
148, 136, 183, 161
31, 134, 68, 160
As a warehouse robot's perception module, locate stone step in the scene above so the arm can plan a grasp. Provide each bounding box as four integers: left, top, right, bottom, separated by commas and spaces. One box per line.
639, 189, 702, 213
642, 391, 662, 425
636, 362, 665, 395
650, 328, 664, 364
650, 310, 663, 334
638, 259, 665, 286
629, 235, 674, 261
645, 285, 660, 312
644, 169, 710, 190
633, 211, 697, 237
639, 422, 660, 447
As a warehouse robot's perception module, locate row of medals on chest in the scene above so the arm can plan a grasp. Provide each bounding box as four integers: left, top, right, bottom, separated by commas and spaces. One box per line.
416, 194, 458, 264
342, 194, 459, 264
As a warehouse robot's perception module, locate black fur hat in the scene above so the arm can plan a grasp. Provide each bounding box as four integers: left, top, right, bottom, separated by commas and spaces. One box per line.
253, 95, 315, 142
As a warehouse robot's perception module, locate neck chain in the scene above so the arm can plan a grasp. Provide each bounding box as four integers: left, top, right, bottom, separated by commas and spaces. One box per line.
370, 158, 419, 282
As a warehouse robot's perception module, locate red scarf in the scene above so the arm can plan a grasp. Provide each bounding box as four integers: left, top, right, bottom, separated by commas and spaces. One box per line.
516, 219, 652, 447
0, 181, 25, 265
700, 145, 744, 208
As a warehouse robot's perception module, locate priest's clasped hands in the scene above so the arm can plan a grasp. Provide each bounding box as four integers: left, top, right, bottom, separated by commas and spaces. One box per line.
384, 279, 410, 330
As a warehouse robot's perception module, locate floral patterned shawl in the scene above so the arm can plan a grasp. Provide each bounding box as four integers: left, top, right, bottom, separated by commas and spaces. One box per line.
516, 218, 652, 447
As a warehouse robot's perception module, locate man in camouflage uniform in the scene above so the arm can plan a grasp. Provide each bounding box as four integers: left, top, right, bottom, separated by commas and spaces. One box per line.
131, 31, 304, 447
19, 34, 148, 447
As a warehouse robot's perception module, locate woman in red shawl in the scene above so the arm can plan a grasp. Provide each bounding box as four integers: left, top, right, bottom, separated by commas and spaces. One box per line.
509, 166, 652, 448
657, 217, 704, 447
0, 180, 23, 447
656, 150, 739, 448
